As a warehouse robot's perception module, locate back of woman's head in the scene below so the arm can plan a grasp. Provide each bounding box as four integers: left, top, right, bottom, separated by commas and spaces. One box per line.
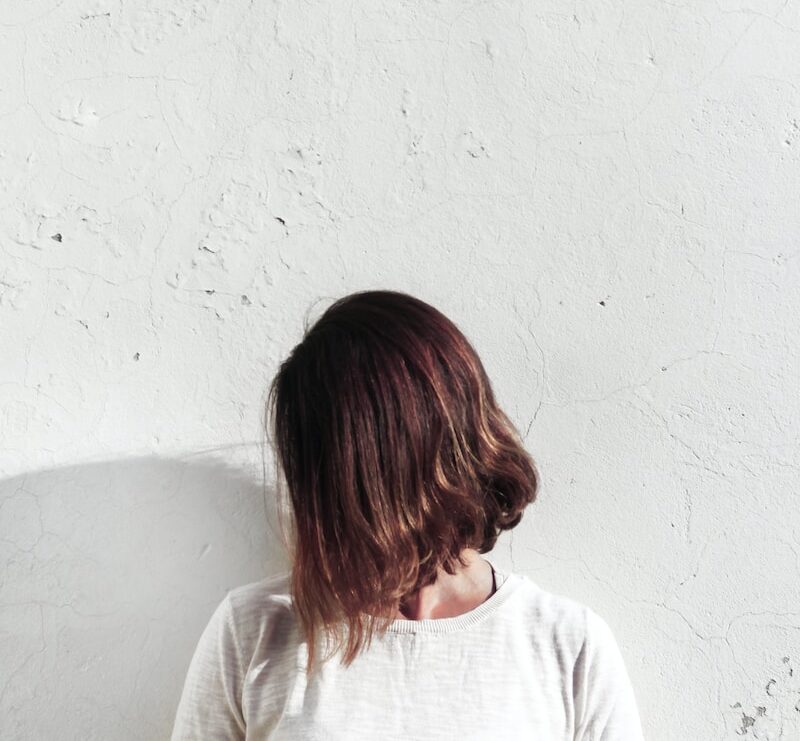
266, 289, 539, 674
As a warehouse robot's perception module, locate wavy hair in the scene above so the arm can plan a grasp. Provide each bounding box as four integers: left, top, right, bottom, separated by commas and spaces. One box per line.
265, 289, 539, 676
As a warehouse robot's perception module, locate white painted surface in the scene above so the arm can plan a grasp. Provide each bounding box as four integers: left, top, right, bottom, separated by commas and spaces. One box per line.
1, 1, 799, 738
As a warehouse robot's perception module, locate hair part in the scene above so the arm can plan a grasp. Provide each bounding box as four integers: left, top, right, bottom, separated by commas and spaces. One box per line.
265, 289, 540, 676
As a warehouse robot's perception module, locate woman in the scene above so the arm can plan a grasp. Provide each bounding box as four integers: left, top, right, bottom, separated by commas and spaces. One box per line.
171, 289, 644, 740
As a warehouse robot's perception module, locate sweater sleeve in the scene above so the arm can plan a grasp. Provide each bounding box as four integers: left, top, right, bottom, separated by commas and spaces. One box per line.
572, 608, 644, 741
171, 594, 247, 740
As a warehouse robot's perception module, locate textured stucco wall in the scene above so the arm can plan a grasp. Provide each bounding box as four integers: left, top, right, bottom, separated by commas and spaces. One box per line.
2, 1, 799, 739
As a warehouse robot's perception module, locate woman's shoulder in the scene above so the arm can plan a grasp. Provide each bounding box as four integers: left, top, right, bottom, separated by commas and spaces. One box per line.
509, 572, 590, 621
507, 572, 614, 652
504, 574, 643, 737
221, 571, 297, 642
226, 570, 293, 608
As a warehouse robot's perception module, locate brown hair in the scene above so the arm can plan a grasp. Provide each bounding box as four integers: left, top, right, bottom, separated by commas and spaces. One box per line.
265, 289, 539, 676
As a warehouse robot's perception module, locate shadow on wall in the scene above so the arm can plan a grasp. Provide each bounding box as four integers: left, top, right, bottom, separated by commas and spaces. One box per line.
0, 454, 290, 740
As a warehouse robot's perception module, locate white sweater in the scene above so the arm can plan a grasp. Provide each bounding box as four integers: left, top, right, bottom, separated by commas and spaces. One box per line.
171, 565, 644, 740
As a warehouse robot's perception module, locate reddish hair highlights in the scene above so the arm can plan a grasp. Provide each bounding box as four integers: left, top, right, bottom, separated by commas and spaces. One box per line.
265, 290, 539, 675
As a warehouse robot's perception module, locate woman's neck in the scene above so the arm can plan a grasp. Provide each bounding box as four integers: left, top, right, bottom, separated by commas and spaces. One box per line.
393, 549, 496, 621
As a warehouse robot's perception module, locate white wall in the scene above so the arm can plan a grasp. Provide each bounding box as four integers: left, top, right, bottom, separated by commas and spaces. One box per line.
2, 1, 799, 738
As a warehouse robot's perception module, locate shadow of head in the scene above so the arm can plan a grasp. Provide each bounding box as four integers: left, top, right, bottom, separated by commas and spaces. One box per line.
0, 451, 289, 739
